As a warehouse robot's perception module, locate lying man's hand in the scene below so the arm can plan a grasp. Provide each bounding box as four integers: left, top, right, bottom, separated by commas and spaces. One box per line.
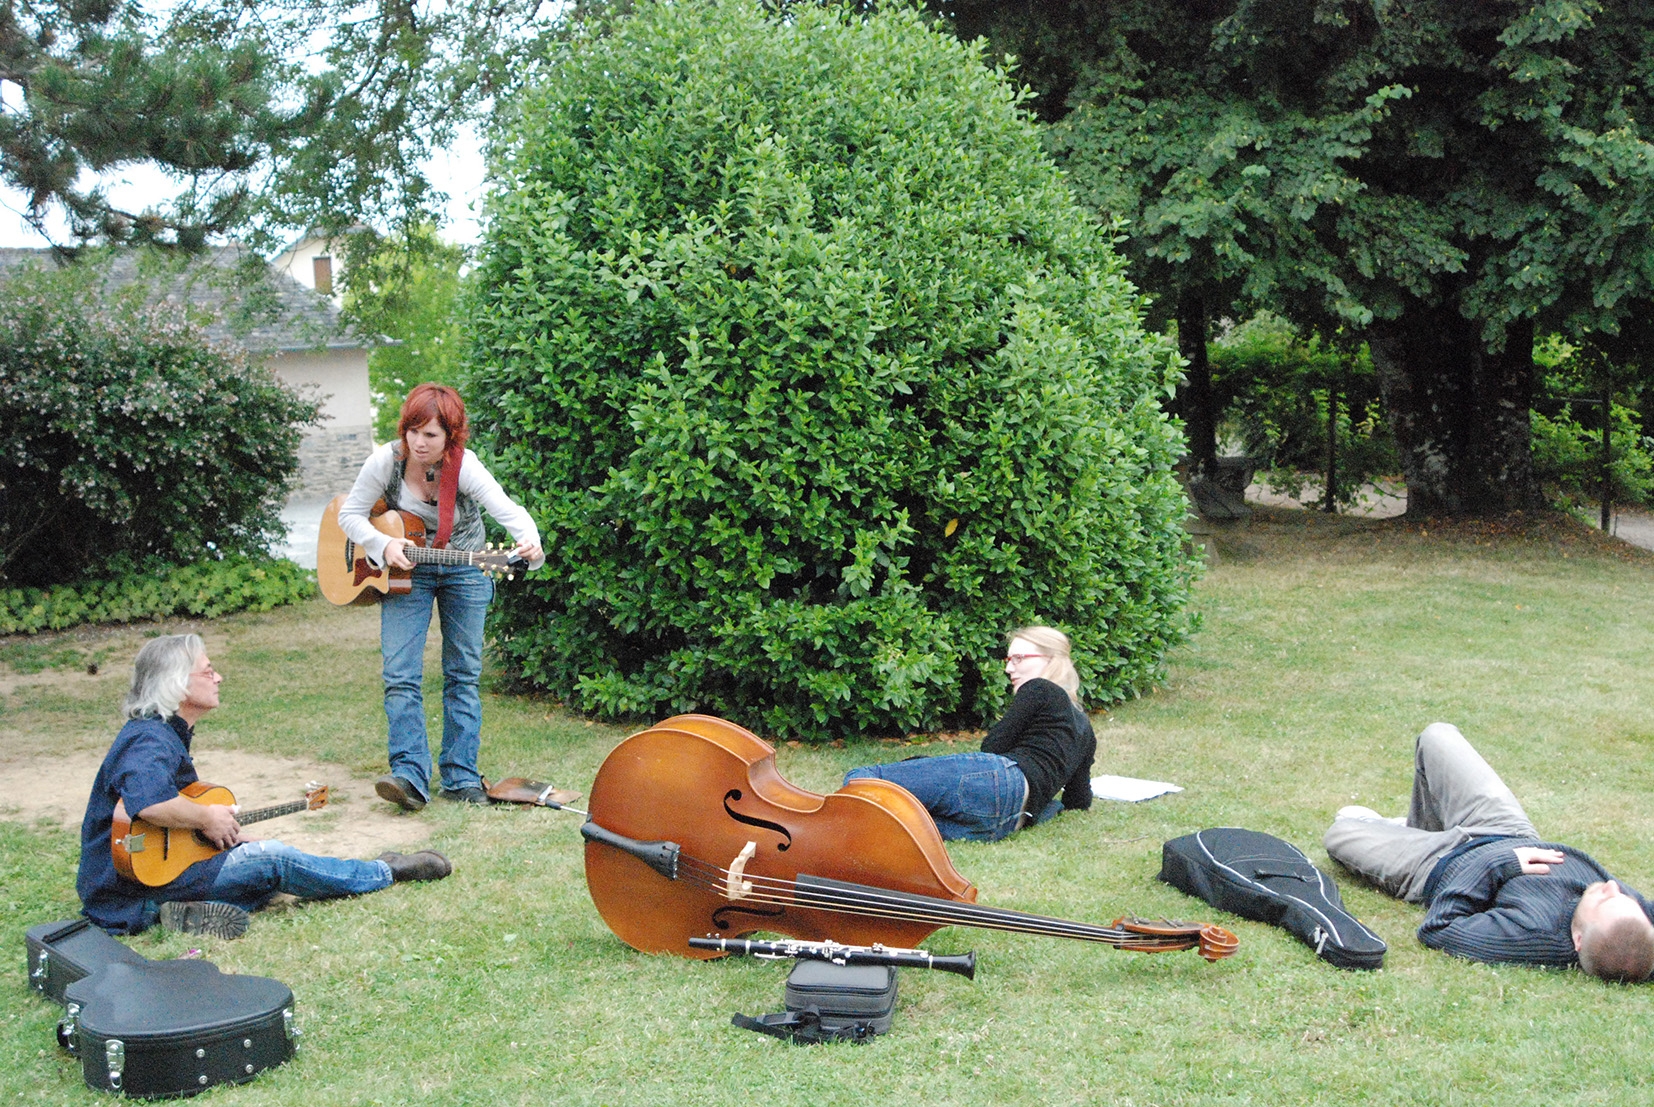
1514, 846, 1566, 874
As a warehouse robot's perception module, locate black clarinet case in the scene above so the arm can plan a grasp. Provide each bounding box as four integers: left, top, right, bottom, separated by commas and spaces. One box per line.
60, 959, 297, 1098
784, 961, 898, 1034
25, 917, 149, 1006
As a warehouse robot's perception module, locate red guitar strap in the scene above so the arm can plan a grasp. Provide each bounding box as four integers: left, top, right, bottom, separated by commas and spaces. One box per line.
433, 448, 462, 549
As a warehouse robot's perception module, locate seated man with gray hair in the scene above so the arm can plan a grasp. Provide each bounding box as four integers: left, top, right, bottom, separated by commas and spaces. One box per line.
1326, 723, 1654, 982
78, 634, 451, 940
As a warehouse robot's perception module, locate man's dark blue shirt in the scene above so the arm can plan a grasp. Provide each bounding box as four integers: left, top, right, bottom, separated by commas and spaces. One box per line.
77, 713, 227, 934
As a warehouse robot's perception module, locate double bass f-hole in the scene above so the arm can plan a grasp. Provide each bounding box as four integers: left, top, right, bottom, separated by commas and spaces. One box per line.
722, 788, 793, 851
711, 901, 787, 930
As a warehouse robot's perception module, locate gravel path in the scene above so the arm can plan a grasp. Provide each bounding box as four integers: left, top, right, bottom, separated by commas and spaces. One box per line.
1245, 480, 1654, 552
1605, 509, 1654, 551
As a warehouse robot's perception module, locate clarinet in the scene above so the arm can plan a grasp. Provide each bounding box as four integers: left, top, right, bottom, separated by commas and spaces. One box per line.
689, 936, 976, 980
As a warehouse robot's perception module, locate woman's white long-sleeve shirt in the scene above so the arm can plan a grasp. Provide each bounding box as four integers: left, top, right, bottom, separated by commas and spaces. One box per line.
336, 443, 545, 570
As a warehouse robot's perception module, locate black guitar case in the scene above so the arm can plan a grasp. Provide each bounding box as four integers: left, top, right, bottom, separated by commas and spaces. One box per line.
1159, 827, 1387, 970
25, 918, 149, 1006
59, 959, 297, 1098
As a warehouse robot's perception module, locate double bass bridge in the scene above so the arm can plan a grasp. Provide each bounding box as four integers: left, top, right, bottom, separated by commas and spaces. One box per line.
725, 841, 757, 901
710, 839, 788, 930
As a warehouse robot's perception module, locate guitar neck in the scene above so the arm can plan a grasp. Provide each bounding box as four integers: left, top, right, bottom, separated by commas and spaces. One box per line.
407, 545, 489, 568
237, 799, 311, 825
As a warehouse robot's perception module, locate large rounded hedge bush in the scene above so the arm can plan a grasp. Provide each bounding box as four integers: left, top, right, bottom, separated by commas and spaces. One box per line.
468, 0, 1195, 739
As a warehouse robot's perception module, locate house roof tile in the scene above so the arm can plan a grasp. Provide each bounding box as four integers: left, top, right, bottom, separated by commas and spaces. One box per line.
0, 245, 363, 353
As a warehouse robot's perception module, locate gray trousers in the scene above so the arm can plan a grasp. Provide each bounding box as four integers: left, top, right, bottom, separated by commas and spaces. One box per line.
1323, 723, 1538, 903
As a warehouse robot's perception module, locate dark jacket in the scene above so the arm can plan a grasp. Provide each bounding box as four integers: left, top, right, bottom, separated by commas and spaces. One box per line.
1419, 837, 1652, 966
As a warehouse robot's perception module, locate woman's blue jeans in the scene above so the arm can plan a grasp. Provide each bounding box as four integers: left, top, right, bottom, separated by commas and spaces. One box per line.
843, 752, 1028, 841
381, 563, 493, 801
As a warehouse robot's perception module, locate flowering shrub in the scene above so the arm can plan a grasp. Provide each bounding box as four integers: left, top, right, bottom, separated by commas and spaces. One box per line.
0, 259, 320, 586
469, 0, 1196, 739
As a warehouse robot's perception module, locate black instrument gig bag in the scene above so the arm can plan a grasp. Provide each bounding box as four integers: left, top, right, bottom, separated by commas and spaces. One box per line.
25, 918, 149, 1006
1159, 827, 1387, 970
734, 961, 898, 1043
60, 960, 297, 1097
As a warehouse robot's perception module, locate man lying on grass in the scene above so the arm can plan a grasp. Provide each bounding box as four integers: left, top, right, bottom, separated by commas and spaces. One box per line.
1326, 723, 1654, 982
77, 634, 451, 940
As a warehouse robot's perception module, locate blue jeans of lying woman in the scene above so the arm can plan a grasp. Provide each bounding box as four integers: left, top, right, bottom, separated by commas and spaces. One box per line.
843, 752, 1047, 842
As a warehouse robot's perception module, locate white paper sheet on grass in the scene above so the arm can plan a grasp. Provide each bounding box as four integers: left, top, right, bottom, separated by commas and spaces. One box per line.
1090, 775, 1183, 803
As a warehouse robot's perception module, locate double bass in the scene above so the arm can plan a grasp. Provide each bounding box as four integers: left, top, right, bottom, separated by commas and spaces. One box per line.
580, 715, 1236, 963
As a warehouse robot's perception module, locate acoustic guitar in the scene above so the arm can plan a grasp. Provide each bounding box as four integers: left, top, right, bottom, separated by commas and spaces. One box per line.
111, 781, 330, 887
315, 493, 526, 606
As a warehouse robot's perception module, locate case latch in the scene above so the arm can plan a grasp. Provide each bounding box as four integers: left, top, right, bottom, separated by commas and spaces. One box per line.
283, 1006, 302, 1048
56, 1002, 80, 1056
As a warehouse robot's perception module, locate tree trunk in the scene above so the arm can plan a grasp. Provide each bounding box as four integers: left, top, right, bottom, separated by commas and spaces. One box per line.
1367, 307, 1539, 517
1177, 291, 1217, 477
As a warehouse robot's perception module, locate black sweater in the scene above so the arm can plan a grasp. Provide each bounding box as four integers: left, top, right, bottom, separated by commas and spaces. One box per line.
980, 678, 1095, 823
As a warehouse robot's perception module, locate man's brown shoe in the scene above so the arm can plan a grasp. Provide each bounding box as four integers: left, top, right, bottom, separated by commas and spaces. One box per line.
377, 850, 452, 882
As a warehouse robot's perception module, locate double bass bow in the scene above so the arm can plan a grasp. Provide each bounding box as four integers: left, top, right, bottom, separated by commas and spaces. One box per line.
576, 714, 1237, 964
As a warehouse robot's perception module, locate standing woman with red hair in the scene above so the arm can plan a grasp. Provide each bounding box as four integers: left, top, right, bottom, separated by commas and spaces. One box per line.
337, 383, 544, 809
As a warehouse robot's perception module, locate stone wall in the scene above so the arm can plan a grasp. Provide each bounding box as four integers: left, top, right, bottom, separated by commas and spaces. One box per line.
292, 423, 375, 501
264, 348, 374, 501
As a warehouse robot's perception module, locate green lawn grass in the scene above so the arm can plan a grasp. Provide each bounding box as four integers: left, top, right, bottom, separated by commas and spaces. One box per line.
5, 507, 1654, 1106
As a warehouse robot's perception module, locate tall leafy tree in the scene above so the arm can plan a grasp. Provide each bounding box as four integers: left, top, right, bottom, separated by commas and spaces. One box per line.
341, 226, 468, 441
0, 0, 562, 250
930, 0, 1654, 516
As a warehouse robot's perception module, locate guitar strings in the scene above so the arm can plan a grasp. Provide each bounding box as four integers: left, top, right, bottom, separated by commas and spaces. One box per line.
230, 799, 314, 822
403, 545, 516, 569
664, 853, 1202, 951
